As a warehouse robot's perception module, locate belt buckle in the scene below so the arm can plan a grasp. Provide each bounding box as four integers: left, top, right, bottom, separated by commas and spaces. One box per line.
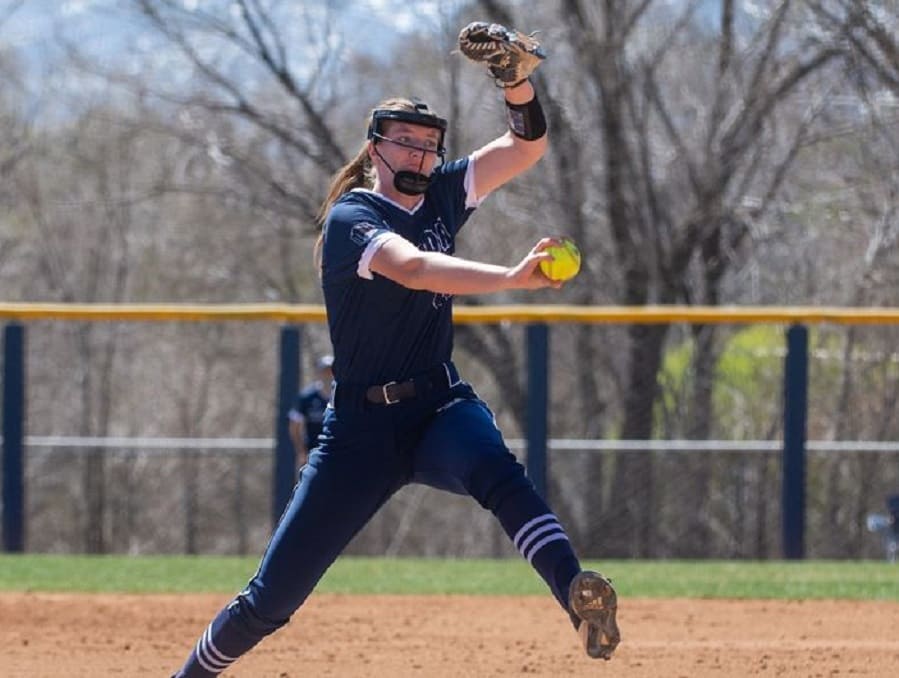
381, 381, 399, 405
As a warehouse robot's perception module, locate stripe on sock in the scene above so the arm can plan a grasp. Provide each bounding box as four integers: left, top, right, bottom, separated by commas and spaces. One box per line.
512, 512, 571, 563
524, 532, 569, 564
195, 646, 223, 674
195, 624, 238, 674
513, 513, 556, 549
518, 520, 562, 555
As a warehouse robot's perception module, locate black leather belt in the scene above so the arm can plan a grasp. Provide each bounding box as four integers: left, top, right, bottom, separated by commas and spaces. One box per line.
365, 362, 460, 405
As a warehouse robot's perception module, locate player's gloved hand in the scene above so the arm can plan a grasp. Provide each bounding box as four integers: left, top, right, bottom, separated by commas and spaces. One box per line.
457, 21, 546, 88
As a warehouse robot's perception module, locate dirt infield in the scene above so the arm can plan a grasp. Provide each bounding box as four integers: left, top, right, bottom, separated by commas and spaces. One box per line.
2, 593, 898, 677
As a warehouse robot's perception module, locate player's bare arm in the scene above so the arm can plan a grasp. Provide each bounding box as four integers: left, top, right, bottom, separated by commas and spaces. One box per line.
369, 233, 563, 293
288, 419, 301, 448
470, 80, 547, 198
458, 22, 548, 198
288, 419, 305, 459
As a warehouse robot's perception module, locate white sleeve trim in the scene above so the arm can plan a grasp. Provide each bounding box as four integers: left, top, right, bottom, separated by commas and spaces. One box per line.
358, 231, 401, 279
464, 154, 489, 208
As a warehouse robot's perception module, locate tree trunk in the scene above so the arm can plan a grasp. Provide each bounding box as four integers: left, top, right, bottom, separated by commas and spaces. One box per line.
602, 324, 668, 556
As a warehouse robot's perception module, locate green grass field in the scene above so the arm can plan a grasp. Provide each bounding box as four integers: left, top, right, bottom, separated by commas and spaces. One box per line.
0, 555, 896, 599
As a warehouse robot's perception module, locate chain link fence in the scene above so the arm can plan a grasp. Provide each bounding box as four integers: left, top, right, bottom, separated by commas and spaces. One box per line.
18, 437, 899, 560
3, 313, 898, 559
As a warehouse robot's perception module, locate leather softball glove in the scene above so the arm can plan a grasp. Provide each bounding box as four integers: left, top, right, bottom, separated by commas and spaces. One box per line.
458, 21, 546, 88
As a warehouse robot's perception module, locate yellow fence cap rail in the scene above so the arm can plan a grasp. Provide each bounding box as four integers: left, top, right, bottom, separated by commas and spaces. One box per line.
0, 303, 324, 322
1, 303, 899, 324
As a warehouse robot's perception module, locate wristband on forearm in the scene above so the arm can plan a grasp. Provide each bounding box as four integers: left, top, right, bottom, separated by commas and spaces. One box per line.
505, 92, 547, 140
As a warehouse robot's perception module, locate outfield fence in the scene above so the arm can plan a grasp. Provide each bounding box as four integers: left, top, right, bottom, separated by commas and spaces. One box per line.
15, 436, 899, 560
3, 304, 899, 559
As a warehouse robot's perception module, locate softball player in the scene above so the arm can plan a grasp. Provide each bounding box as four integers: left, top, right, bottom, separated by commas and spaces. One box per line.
287, 354, 333, 468
172, 23, 619, 677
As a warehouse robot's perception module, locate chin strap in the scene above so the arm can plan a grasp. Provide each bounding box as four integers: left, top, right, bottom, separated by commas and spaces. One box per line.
373, 146, 431, 196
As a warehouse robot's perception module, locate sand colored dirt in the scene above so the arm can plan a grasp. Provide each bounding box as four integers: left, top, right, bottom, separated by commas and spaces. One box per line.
2, 593, 898, 677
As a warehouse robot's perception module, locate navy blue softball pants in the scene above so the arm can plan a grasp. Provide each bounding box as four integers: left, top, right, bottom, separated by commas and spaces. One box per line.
173, 367, 581, 676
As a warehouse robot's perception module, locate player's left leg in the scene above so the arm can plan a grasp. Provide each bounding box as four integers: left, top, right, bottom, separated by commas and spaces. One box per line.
411, 395, 579, 611
172, 408, 404, 676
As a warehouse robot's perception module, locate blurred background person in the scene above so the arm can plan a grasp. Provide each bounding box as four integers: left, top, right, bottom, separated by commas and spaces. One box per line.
287, 354, 334, 469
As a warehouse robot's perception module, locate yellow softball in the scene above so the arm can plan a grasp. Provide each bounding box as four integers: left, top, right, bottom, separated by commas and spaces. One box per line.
539, 237, 581, 282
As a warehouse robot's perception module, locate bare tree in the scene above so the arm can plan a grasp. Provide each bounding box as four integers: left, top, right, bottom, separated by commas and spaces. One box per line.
54, 0, 359, 303
0, 44, 32, 274
528, 0, 844, 555
12, 106, 142, 551
6, 0, 898, 557
810, 0, 899, 96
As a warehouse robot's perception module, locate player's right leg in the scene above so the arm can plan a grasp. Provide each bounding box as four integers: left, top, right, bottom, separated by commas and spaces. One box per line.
411, 394, 621, 660
172, 409, 401, 677
413, 397, 580, 603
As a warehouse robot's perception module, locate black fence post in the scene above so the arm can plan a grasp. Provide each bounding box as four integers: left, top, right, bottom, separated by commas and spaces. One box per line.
273, 325, 301, 527
3, 323, 26, 553
526, 323, 549, 499
782, 323, 808, 560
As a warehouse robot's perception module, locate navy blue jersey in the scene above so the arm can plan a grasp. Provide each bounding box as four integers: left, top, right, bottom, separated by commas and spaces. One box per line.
288, 385, 329, 449
321, 156, 479, 385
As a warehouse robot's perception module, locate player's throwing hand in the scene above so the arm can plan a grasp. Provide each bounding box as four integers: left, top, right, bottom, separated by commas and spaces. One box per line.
507, 237, 567, 290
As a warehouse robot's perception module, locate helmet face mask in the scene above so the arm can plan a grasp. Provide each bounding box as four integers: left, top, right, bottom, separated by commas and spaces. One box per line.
367, 101, 447, 195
